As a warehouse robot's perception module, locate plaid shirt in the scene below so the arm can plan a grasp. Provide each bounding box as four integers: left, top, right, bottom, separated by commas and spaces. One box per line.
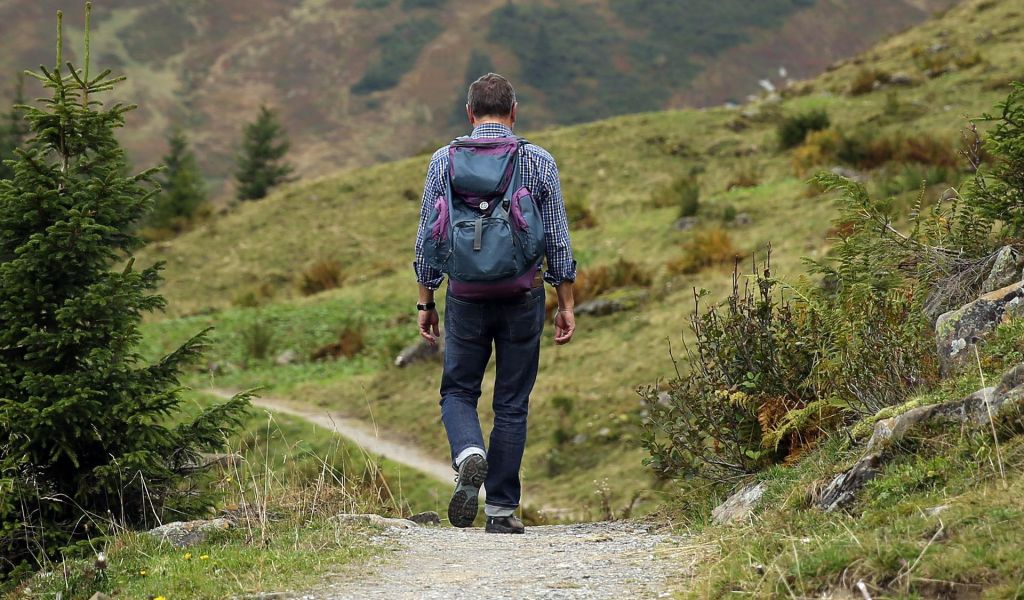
413, 123, 577, 290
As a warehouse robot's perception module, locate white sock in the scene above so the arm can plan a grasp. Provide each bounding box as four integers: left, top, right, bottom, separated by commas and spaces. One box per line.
484, 505, 515, 518
455, 446, 486, 468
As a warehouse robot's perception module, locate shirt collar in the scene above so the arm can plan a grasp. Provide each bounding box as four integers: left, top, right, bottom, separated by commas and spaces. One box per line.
470, 122, 514, 138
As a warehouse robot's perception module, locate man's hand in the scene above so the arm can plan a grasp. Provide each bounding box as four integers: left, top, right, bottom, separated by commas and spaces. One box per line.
554, 308, 575, 345
418, 308, 440, 345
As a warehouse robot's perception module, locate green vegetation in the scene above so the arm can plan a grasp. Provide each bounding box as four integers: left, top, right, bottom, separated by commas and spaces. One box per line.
777, 108, 831, 149
0, 8, 248, 584
144, 128, 208, 238
235, 105, 294, 201
351, 17, 440, 95
10, 391, 448, 599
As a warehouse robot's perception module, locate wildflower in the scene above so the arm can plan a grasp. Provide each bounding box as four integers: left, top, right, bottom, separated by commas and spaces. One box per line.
200, 554, 210, 561
182, 552, 192, 561
154, 596, 167, 600
139, 569, 147, 577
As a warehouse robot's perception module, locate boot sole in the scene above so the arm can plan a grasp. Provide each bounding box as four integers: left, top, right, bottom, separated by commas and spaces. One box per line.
485, 522, 525, 534
447, 456, 487, 528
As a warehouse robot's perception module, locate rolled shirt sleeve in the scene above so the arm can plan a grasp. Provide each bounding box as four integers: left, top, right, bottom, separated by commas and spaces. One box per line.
536, 155, 577, 286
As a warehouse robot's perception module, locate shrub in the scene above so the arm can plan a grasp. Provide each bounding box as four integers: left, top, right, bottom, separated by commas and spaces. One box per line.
564, 197, 598, 229
652, 176, 700, 217
241, 320, 276, 364
792, 128, 844, 175
849, 68, 889, 96
668, 227, 739, 274
726, 163, 761, 190
777, 109, 831, 150
299, 259, 345, 296
641, 259, 818, 483
311, 326, 366, 361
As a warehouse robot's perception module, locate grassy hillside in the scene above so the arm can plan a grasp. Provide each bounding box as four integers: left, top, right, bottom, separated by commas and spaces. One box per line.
0, 0, 955, 191
135, 0, 1024, 517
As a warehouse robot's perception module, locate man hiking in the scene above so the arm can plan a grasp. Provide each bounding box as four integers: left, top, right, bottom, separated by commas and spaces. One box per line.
413, 73, 577, 534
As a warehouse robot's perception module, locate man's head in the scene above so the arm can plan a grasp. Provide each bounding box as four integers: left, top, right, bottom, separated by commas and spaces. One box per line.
466, 73, 517, 128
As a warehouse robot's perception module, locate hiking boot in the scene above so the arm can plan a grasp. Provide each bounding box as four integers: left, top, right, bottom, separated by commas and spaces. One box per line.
485, 514, 525, 534
447, 454, 487, 528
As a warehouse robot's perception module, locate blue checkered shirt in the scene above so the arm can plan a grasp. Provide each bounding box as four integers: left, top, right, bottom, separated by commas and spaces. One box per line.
413, 123, 577, 290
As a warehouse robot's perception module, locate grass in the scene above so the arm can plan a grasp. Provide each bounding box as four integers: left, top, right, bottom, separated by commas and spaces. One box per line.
6, 391, 448, 599
132, 0, 1024, 517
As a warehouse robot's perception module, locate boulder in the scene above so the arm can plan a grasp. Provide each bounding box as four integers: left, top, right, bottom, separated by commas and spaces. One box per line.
819, 454, 881, 512
711, 482, 765, 524
333, 513, 418, 529
274, 349, 299, 366
889, 72, 917, 86
147, 518, 233, 548
575, 299, 624, 317
394, 336, 443, 368
934, 281, 1024, 375
980, 246, 1023, 294
673, 216, 700, 231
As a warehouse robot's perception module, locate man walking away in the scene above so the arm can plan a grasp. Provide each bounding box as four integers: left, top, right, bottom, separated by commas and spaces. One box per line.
413, 73, 577, 534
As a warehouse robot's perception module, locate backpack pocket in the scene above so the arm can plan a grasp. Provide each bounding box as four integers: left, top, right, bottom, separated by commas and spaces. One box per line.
510, 187, 545, 263
450, 217, 522, 281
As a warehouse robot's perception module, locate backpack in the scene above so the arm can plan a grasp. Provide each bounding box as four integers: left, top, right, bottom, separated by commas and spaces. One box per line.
421, 136, 545, 299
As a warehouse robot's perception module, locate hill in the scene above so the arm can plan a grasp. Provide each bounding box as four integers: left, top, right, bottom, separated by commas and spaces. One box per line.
133, 0, 1024, 518
0, 0, 956, 194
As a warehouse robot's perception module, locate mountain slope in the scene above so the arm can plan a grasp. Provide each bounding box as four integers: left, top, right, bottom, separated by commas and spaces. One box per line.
0, 0, 956, 193
135, 0, 1023, 513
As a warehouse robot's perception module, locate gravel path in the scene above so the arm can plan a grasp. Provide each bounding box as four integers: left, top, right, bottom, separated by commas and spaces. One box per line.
312, 521, 686, 599
206, 388, 455, 483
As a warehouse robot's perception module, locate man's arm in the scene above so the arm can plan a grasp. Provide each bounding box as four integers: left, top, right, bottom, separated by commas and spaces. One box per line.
537, 152, 577, 345
553, 281, 575, 345
414, 151, 445, 344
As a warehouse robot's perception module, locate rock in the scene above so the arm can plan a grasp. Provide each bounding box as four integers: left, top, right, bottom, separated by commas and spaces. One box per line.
981, 246, 1023, 294
147, 518, 233, 548
274, 349, 299, 366
408, 511, 441, 526
333, 513, 418, 529
673, 216, 700, 231
818, 454, 882, 512
732, 212, 753, 227
889, 72, 917, 86
711, 482, 765, 524
934, 281, 1024, 375
89, 594, 113, 600
394, 336, 443, 368
575, 299, 624, 317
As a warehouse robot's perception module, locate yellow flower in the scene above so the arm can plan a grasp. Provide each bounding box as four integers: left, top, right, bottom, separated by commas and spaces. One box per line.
139, 569, 147, 576
182, 552, 192, 561
199, 554, 210, 561
154, 596, 167, 600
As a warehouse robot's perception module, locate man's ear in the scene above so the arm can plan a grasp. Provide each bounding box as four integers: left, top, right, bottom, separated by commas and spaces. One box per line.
510, 103, 517, 125
466, 104, 475, 126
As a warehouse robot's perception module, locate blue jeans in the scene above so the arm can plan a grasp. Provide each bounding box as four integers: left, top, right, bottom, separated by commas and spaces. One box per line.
440, 286, 546, 511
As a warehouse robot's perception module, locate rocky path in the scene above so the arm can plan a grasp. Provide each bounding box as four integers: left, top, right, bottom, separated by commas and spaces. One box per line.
313, 521, 688, 600
205, 389, 455, 483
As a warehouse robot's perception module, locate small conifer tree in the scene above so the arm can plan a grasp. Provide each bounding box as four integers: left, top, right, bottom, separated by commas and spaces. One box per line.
148, 128, 207, 231
234, 105, 294, 201
0, 5, 249, 579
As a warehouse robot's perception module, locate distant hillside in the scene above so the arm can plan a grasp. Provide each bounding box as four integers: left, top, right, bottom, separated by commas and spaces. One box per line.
0, 0, 956, 195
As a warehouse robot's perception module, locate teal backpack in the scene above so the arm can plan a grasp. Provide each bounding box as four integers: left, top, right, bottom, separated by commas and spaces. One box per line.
421, 136, 545, 299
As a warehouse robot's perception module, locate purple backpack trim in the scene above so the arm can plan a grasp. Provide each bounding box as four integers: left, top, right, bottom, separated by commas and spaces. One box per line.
449, 263, 540, 300
510, 187, 530, 231
431, 195, 449, 241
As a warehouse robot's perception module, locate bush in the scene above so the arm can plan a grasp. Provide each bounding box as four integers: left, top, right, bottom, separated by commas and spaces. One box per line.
548, 257, 652, 311
299, 259, 345, 296
777, 109, 831, 150
792, 128, 844, 175
241, 320, 276, 364
668, 227, 739, 274
311, 326, 366, 361
564, 197, 598, 229
849, 68, 889, 96
652, 176, 700, 217
641, 259, 818, 483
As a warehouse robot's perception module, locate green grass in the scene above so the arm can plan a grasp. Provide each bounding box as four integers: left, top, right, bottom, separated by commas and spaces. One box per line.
6, 390, 448, 599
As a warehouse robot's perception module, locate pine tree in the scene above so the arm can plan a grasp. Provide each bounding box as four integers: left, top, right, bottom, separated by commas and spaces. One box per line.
234, 105, 294, 201
0, 5, 249, 579
0, 73, 27, 181
149, 127, 207, 231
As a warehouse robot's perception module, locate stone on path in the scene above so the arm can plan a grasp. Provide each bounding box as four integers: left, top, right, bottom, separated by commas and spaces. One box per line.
147, 518, 233, 548
407, 511, 441, 526
711, 482, 765, 524
333, 513, 418, 529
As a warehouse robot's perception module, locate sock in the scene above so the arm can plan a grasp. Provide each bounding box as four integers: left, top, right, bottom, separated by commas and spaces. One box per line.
484, 504, 515, 518
455, 446, 486, 468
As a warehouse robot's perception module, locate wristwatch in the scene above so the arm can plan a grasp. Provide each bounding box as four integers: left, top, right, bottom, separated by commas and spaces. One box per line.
417, 302, 436, 311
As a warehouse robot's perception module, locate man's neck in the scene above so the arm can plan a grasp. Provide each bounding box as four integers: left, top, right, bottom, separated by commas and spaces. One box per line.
474, 119, 513, 129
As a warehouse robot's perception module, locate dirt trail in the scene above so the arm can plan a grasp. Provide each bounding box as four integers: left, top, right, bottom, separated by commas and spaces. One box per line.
205, 389, 455, 484
313, 521, 689, 600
